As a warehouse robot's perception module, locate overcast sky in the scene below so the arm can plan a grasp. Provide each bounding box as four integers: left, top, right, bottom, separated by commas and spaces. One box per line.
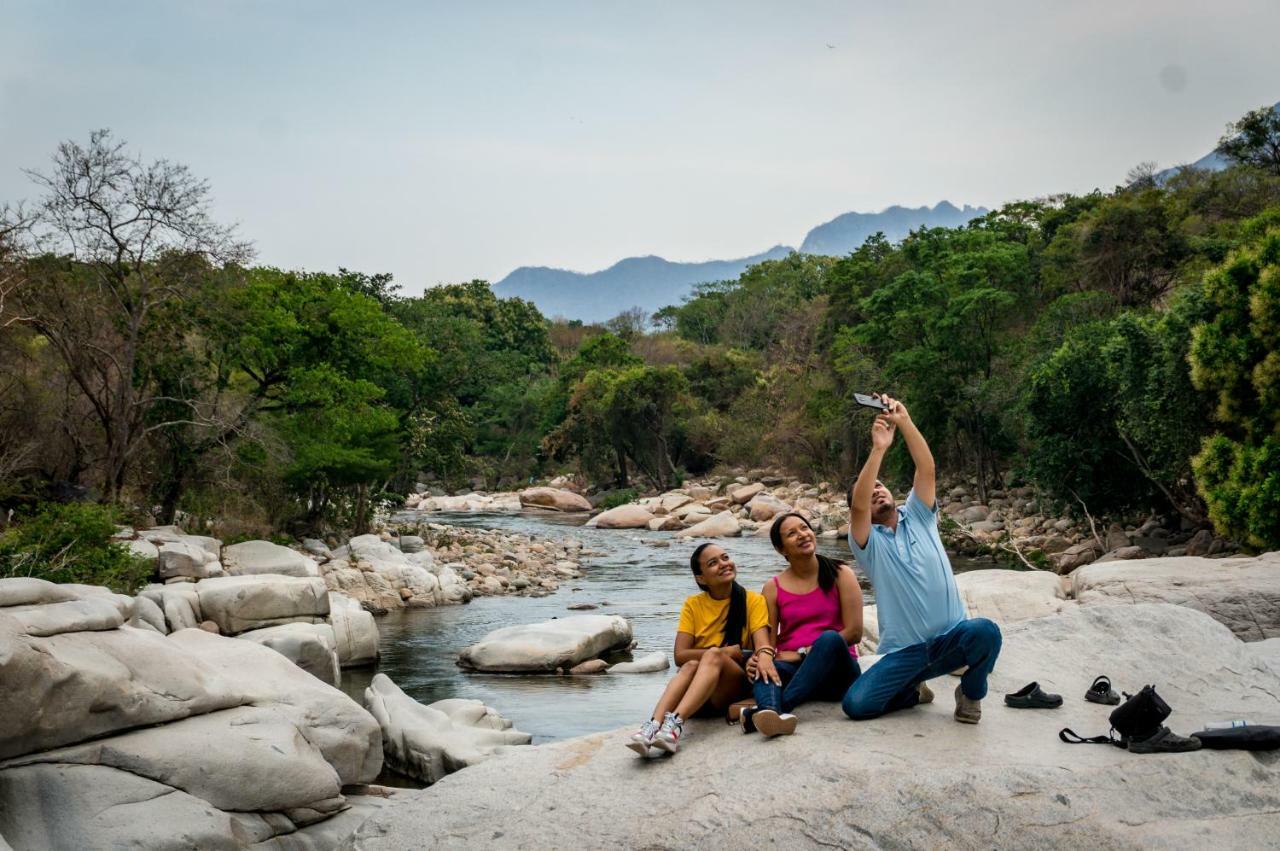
2, 1, 1278, 292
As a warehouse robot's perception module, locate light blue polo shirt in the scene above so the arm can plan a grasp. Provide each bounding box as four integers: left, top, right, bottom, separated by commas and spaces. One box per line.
848, 489, 966, 656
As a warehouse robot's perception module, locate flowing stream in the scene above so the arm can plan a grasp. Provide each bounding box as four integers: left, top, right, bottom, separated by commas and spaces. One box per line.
340, 510, 991, 747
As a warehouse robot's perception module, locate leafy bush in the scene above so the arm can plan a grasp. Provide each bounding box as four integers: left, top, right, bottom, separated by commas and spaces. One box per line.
0, 502, 151, 592
595, 488, 639, 511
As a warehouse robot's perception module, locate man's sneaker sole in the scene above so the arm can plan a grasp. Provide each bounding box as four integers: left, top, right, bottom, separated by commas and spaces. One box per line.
752, 709, 798, 737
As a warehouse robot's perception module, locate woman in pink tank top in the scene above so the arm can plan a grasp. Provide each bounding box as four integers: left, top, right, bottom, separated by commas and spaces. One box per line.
744, 512, 864, 733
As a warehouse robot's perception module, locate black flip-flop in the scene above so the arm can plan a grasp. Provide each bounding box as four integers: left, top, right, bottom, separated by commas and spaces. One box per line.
1004, 681, 1063, 709
1086, 675, 1121, 706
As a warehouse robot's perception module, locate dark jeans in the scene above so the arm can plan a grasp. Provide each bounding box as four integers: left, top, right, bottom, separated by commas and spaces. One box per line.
841, 617, 1002, 720
753, 630, 860, 714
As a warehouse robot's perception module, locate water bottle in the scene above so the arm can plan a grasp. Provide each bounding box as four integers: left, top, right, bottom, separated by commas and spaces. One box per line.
1204, 720, 1248, 730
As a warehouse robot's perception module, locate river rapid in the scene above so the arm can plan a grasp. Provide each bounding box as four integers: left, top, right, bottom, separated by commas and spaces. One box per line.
341, 510, 990, 747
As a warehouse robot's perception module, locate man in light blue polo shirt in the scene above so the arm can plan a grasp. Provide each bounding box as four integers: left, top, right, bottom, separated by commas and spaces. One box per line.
842, 394, 1001, 724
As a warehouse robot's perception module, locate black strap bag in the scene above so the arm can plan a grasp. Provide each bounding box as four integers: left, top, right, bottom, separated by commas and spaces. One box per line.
1191, 725, 1280, 751
1060, 684, 1171, 747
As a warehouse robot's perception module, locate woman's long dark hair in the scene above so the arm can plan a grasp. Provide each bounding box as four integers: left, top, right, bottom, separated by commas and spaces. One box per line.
690, 542, 748, 647
769, 512, 843, 592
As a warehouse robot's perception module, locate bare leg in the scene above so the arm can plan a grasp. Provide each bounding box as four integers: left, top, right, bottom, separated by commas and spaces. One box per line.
649, 659, 698, 720
674, 648, 748, 719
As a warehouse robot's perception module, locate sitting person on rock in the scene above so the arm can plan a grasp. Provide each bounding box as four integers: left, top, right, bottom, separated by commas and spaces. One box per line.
842, 394, 1002, 724
628, 543, 775, 756
742, 512, 863, 736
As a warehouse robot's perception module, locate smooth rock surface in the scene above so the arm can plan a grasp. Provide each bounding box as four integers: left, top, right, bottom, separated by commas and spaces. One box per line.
0, 617, 244, 760
593, 505, 656, 529
350, 604, 1280, 850
1072, 551, 1280, 641
674, 510, 741, 539
954, 569, 1069, 625
328, 592, 380, 667
458, 615, 633, 672
238, 622, 341, 686
607, 651, 670, 673
365, 674, 531, 785
195, 574, 329, 635
519, 486, 592, 512
222, 540, 320, 578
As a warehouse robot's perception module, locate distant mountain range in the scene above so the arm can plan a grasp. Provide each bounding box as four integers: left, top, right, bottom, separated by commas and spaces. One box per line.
494, 201, 988, 322
1153, 99, 1279, 184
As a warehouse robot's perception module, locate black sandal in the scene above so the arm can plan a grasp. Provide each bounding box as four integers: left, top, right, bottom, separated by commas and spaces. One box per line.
1126, 726, 1202, 754
1086, 675, 1121, 706
1004, 681, 1063, 709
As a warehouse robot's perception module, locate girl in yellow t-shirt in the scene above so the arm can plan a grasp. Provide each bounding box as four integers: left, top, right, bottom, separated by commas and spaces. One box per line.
626, 542, 779, 756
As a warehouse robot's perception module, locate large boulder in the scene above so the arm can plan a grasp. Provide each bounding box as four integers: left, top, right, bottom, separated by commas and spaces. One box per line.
139, 582, 202, 632
592, 505, 656, 529
954, 569, 1070, 624
158, 540, 224, 580
730, 482, 765, 504
0, 578, 78, 608
519, 487, 591, 513
607, 651, 670, 673
747, 493, 791, 522
351, 604, 1280, 849
3, 596, 125, 637
674, 510, 741, 539
365, 674, 531, 785
167, 628, 382, 786
222, 540, 320, 578
328, 591, 380, 667
194, 575, 329, 635
237, 622, 341, 686
458, 615, 633, 673
1072, 551, 1280, 641
0, 616, 244, 760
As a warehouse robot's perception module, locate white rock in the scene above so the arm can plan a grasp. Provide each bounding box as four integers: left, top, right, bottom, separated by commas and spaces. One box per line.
954, 569, 1069, 624
222, 540, 320, 578
159, 541, 225, 580
365, 674, 531, 785
593, 505, 656, 529
140, 582, 202, 632
674, 510, 742, 539
128, 593, 168, 634
458, 615, 633, 672
238, 622, 341, 686
0, 577, 77, 608
327, 592, 379, 667
0, 616, 243, 760
519, 487, 592, 512
2, 597, 125, 637
747, 493, 791, 522
1072, 551, 1280, 641
730, 482, 765, 504
194, 575, 329, 636
607, 651, 669, 673
125, 538, 160, 566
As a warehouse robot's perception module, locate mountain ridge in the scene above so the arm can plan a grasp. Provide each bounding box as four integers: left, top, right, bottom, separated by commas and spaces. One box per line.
494, 201, 988, 322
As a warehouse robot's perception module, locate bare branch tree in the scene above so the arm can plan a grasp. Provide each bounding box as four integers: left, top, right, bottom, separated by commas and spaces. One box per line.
10, 130, 254, 500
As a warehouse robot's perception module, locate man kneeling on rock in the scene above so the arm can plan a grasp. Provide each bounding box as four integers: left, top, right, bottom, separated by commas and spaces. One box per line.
842, 394, 1001, 724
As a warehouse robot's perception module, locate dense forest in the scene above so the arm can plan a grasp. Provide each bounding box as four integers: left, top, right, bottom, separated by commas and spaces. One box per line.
2, 106, 1279, 556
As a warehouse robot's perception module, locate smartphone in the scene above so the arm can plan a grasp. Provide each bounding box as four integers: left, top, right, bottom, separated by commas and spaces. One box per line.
853, 393, 887, 411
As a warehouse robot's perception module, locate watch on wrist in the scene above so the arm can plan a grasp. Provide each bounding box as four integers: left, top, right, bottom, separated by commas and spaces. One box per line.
798, 645, 810, 659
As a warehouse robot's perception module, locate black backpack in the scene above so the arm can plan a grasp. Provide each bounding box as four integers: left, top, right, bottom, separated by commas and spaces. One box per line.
1060, 685, 1171, 747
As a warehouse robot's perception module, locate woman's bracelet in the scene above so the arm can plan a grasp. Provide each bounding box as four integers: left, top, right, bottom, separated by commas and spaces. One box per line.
756, 646, 777, 657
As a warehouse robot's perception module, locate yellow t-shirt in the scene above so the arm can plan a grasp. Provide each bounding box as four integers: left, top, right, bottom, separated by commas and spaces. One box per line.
677, 589, 769, 649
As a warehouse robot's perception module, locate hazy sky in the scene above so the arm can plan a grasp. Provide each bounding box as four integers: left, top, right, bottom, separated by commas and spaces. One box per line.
2, 1, 1278, 292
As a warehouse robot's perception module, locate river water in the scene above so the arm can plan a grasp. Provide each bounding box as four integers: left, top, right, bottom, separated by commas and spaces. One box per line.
340, 510, 991, 748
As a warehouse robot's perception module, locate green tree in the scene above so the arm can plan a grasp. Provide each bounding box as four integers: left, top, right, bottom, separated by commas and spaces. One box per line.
1189, 228, 1280, 548
1217, 105, 1280, 176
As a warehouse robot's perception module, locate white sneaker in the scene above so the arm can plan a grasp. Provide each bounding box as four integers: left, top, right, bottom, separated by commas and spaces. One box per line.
752, 709, 798, 737
651, 712, 684, 754
626, 719, 661, 755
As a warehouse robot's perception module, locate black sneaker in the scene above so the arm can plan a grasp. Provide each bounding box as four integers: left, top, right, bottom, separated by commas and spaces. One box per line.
740, 707, 758, 734
1126, 726, 1202, 754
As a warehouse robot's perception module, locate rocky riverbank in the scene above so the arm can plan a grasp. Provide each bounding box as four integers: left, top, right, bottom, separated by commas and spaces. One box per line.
404, 467, 1242, 574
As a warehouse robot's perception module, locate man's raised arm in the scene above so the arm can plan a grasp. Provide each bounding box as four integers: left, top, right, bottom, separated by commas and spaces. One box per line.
849, 414, 895, 548
882, 395, 935, 510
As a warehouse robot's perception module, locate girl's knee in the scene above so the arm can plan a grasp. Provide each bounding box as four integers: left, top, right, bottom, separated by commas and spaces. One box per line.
680, 659, 700, 675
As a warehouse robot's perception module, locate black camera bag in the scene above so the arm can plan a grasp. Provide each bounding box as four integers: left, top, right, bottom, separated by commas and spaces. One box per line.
1060, 685, 1171, 747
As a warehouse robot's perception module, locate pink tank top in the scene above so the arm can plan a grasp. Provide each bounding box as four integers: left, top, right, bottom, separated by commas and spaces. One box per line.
774, 579, 857, 659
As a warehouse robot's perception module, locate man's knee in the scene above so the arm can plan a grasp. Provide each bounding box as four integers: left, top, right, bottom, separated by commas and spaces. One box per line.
841, 682, 880, 720
965, 618, 1002, 650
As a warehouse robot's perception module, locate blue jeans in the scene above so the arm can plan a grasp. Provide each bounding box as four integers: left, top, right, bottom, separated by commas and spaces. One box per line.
754, 630, 860, 714
842, 618, 1002, 720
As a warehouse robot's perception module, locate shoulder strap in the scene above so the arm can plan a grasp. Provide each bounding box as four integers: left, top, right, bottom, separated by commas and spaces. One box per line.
1058, 727, 1122, 746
